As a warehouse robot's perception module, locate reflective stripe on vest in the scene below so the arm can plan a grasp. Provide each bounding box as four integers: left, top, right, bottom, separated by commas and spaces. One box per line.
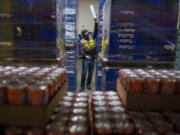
80, 36, 95, 49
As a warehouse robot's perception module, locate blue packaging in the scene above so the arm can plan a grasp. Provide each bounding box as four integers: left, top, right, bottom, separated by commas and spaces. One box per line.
102, 0, 179, 61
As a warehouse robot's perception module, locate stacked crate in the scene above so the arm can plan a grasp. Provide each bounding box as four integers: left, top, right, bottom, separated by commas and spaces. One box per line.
0, 0, 63, 60
101, 68, 119, 91
64, 50, 77, 92
59, 0, 78, 92
95, 0, 106, 91
102, 0, 179, 61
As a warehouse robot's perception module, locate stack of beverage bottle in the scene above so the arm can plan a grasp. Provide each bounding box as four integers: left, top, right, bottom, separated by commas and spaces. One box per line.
62, 0, 78, 46
95, 0, 107, 91
97, 0, 106, 46
101, 0, 178, 61
0, 0, 63, 60
63, 50, 77, 92
91, 91, 180, 135
1, 90, 180, 135
0, 66, 67, 106
57, 0, 78, 46
95, 61, 102, 91
57, 0, 78, 91
101, 68, 119, 91
119, 69, 180, 95
1, 91, 90, 135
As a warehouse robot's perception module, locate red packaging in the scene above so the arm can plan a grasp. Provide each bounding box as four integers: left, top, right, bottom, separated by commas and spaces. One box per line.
63, 96, 74, 102
165, 132, 180, 135
129, 112, 146, 123
94, 120, 112, 135
175, 76, 180, 95
58, 101, 73, 108
160, 76, 176, 95
44, 79, 54, 98
7, 83, 27, 106
154, 120, 174, 134
146, 112, 165, 123
175, 120, 180, 133
106, 96, 120, 101
108, 101, 122, 107
0, 83, 7, 104
93, 106, 107, 114
46, 122, 67, 135
126, 76, 143, 94
66, 92, 75, 97
73, 102, 88, 109
4, 127, 24, 135
142, 131, 160, 135
144, 77, 160, 94
68, 124, 88, 135
70, 115, 88, 124
54, 107, 72, 115
75, 97, 88, 102
92, 96, 105, 102
110, 113, 129, 122
108, 106, 125, 114
92, 91, 104, 96
105, 91, 117, 96
94, 113, 109, 122
76, 92, 89, 97
25, 128, 44, 135
27, 84, 49, 106
166, 112, 180, 125
135, 120, 153, 134
93, 101, 107, 107
51, 114, 70, 124
115, 120, 134, 135
72, 108, 88, 115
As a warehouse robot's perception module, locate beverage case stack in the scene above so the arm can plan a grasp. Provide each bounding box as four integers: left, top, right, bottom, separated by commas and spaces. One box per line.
101, 68, 119, 91
119, 69, 180, 95
95, 0, 106, 91
0, 0, 64, 60
91, 91, 180, 135
61, 0, 78, 92
64, 50, 77, 91
0, 66, 67, 106
1, 90, 180, 135
117, 68, 180, 111
101, 0, 179, 61
95, 61, 102, 90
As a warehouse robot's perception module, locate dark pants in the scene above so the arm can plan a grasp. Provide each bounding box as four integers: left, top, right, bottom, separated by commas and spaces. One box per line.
81, 59, 95, 89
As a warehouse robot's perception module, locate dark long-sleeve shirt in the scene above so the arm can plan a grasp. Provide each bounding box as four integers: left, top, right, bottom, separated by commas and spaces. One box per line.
81, 22, 98, 59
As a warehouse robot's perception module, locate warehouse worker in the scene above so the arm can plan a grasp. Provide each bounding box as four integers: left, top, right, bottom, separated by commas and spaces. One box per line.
79, 18, 98, 92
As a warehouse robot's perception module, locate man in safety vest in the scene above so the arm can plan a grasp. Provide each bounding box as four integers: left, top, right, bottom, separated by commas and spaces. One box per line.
80, 18, 98, 92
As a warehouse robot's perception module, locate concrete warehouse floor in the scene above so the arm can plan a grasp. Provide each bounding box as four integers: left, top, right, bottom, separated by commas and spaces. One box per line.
76, 58, 96, 92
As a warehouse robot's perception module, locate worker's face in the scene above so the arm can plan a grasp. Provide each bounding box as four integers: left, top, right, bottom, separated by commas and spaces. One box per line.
84, 32, 89, 37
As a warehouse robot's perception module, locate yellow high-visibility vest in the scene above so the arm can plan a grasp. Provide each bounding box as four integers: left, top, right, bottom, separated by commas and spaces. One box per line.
80, 36, 95, 50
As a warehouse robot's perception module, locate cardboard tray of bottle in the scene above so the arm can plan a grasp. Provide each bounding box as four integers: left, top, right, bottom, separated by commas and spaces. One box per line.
0, 79, 68, 128
116, 79, 180, 111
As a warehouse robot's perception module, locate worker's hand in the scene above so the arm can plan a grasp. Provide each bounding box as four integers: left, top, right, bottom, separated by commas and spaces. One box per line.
85, 55, 91, 60
94, 18, 98, 23
91, 46, 95, 49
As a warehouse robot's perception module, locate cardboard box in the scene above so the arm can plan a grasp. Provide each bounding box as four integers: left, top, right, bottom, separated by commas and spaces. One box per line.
117, 79, 180, 111
0, 79, 68, 128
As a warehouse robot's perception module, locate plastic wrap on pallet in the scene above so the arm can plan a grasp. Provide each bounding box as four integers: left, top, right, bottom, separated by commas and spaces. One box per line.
0, 0, 64, 60
63, 49, 77, 92
97, 0, 107, 46
101, 0, 179, 61
96, 0, 107, 91
102, 68, 119, 91
95, 61, 102, 91
62, 0, 78, 46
